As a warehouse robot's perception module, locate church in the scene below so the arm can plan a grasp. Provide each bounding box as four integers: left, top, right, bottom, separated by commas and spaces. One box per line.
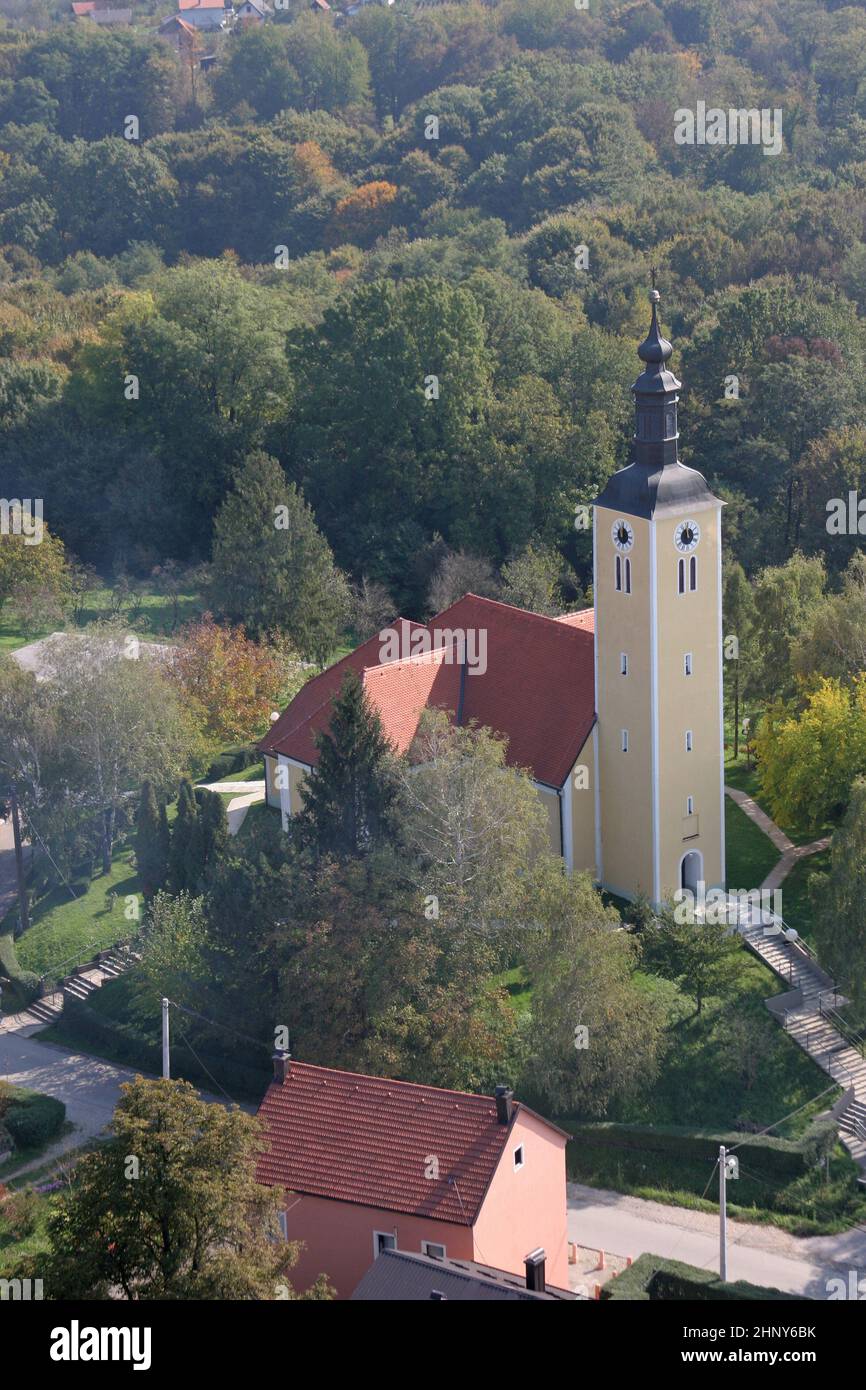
259, 290, 726, 906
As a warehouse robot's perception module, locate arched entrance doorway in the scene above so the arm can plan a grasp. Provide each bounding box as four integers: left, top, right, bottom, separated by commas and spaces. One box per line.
680, 850, 703, 896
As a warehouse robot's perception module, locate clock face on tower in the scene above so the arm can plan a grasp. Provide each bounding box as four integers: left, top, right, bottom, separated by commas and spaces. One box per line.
674, 519, 701, 552
611, 518, 634, 552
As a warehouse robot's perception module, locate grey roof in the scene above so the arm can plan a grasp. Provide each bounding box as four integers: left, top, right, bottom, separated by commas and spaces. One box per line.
351, 1249, 580, 1301
594, 459, 722, 521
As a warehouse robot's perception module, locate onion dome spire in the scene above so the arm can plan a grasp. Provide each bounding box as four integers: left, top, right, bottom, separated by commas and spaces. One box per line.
632, 282, 680, 469
637, 289, 673, 367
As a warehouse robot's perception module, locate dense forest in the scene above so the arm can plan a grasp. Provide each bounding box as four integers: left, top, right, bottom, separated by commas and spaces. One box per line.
1, 0, 865, 619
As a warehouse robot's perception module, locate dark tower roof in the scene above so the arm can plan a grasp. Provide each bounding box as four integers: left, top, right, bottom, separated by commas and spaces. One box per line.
594, 289, 721, 520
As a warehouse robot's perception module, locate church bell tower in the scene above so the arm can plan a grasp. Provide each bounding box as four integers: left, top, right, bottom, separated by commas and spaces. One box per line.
592, 289, 725, 905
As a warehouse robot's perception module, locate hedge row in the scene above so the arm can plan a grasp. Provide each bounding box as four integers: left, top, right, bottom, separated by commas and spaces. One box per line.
61, 995, 270, 1102
205, 743, 260, 781
0, 931, 41, 1008
564, 1119, 837, 1183
601, 1254, 807, 1302
0, 1086, 66, 1151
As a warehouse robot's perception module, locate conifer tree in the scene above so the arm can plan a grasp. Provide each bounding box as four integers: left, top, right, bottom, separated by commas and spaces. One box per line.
187, 787, 229, 890
296, 670, 402, 858
168, 778, 198, 894
136, 780, 168, 898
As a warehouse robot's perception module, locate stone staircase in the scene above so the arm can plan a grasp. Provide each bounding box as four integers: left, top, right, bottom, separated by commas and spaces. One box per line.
2, 946, 137, 1035
736, 912, 866, 1174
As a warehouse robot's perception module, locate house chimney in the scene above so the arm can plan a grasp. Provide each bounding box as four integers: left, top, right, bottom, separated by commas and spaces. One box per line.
272, 1049, 291, 1084
524, 1248, 546, 1294
430, 1290, 447, 1300
494, 1084, 514, 1125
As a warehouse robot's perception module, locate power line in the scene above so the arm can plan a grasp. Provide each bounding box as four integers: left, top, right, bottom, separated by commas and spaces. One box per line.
166, 999, 273, 1056
171, 1013, 238, 1109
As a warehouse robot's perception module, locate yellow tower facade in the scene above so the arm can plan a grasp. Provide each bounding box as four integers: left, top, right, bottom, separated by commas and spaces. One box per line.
593, 291, 725, 905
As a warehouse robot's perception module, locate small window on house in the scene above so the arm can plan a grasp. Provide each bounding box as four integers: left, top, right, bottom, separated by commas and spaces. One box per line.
686, 796, 694, 816
624, 557, 632, 594
422, 1242, 446, 1260
615, 554, 622, 592
685, 730, 693, 752
620, 652, 628, 676
678, 557, 685, 595
278, 1211, 288, 1240
689, 555, 698, 592
513, 1145, 525, 1170
621, 729, 629, 753
374, 1231, 397, 1258
684, 652, 693, 676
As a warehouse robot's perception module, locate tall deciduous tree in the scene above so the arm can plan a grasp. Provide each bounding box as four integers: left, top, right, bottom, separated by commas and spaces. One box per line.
41, 1076, 330, 1300
399, 710, 550, 941
167, 612, 296, 751
812, 779, 866, 1010
46, 634, 201, 875
756, 677, 866, 832
522, 868, 666, 1114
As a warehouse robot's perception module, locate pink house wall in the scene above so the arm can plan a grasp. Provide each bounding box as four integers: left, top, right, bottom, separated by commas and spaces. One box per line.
471, 1109, 570, 1290
282, 1193, 473, 1299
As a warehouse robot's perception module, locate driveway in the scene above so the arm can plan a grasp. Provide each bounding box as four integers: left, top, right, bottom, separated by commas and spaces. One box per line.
568, 1182, 866, 1298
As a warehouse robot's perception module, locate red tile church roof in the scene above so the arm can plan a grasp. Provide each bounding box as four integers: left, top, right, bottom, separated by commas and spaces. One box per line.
255, 1061, 520, 1224
258, 595, 596, 789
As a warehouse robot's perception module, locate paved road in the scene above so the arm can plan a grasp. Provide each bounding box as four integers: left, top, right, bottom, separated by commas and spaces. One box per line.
0, 1030, 252, 1170
0, 1031, 146, 1150
568, 1182, 866, 1298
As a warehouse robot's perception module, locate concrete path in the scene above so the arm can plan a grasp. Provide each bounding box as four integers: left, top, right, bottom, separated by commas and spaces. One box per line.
724, 784, 830, 892
200, 780, 266, 836
568, 1182, 866, 1299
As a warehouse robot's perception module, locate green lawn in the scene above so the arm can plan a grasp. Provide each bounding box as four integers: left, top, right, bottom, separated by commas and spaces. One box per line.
495, 965, 532, 1016
11, 845, 141, 979
624, 951, 832, 1134
0, 585, 203, 658
777, 848, 830, 946
0, 1186, 53, 1276
562, 942, 863, 1233
725, 794, 779, 892
725, 754, 834, 847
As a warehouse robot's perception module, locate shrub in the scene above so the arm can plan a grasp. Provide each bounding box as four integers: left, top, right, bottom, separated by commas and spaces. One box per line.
601, 1254, 807, 1301
4, 1090, 66, 1150
1, 1188, 40, 1238
205, 743, 260, 781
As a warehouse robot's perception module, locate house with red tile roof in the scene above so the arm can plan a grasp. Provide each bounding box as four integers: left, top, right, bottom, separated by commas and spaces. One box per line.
258, 592, 599, 877
259, 294, 727, 906
255, 1052, 570, 1298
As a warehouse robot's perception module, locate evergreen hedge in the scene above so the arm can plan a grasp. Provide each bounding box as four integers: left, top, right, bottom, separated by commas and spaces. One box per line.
601, 1253, 807, 1302
565, 1119, 837, 1183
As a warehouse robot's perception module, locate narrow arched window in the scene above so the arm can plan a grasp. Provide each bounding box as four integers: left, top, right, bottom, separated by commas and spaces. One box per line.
689, 555, 697, 592
615, 555, 622, 592
678, 557, 685, 594
624, 557, 632, 594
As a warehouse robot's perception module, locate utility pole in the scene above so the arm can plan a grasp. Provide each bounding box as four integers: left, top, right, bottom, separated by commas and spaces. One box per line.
719, 1144, 728, 1281
162, 997, 170, 1079
9, 787, 30, 935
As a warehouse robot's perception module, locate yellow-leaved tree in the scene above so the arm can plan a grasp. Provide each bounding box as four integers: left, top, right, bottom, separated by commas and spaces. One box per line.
755, 676, 866, 832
